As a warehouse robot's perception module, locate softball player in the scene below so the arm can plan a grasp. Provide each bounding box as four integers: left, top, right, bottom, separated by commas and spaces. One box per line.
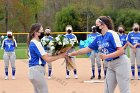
64, 25, 78, 79
88, 26, 101, 79
69, 16, 131, 93
41, 28, 53, 79
118, 25, 128, 55
27, 23, 66, 93
1, 31, 17, 80
127, 23, 140, 80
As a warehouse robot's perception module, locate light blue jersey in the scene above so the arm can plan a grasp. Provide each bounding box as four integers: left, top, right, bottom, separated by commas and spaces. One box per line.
1, 38, 17, 52
127, 31, 140, 48
28, 40, 47, 67
88, 30, 122, 62
87, 32, 100, 53
119, 34, 127, 46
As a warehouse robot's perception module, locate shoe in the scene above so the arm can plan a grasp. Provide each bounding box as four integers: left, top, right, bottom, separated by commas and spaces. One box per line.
74, 75, 78, 79
98, 75, 101, 79
131, 76, 135, 80
5, 76, 8, 80
48, 76, 51, 79
90, 75, 95, 80
66, 75, 70, 79
12, 76, 15, 80
138, 76, 140, 80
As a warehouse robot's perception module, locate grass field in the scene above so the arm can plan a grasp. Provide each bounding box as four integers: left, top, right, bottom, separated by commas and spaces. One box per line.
0, 43, 88, 59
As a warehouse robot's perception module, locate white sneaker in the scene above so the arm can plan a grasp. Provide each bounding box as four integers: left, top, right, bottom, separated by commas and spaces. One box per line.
48, 76, 51, 79
5, 76, 8, 80
138, 76, 140, 80
12, 76, 15, 80
131, 76, 135, 80
66, 75, 70, 79
74, 75, 78, 79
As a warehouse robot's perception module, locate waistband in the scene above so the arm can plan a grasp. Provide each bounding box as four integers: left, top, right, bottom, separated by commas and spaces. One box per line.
29, 64, 46, 67
107, 56, 120, 62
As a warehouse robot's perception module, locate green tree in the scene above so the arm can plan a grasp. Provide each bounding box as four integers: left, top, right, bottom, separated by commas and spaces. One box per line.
54, 6, 80, 32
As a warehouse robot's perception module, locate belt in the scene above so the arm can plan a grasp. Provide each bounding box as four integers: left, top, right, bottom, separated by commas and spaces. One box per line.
39, 64, 45, 67
108, 56, 120, 62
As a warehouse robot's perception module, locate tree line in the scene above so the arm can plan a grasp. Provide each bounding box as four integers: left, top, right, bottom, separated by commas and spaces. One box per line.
0, 0, 140, 33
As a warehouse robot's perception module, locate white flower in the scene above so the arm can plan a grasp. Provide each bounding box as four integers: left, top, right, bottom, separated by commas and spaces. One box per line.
50, 46, 55, 51
58, 41, 62, 45
49, 41, 54, 46
55, 37, 60, 41
1, 35, 4, 39
41, 40, 47, 46
70, 41, 74, 46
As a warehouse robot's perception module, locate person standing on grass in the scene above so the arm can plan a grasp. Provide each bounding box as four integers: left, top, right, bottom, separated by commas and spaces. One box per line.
1, 31, 17, 80
68, 16, 131, 93
127, 23, 140, 80
27, 23, 67, 93
41, 28, 54, 79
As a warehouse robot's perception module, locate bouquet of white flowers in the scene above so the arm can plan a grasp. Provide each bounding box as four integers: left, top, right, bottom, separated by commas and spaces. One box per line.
42, 35, 78, 71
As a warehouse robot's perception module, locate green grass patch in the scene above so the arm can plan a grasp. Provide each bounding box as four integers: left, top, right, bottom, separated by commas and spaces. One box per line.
0, 43, 88, 59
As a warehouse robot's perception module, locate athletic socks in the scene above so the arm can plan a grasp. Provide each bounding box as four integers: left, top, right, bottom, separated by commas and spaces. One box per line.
74, 69, 77, 75
138, 66, 140, 77
98, 69, 101, 76
12, 68, 16, 76
131, 66, 135, 77
48, 68, 52, 77
66, 69, 69, 76
92, 69, 95, 77
5, 68, 8, 76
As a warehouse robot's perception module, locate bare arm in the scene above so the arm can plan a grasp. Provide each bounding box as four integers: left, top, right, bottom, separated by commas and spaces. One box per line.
134, 43, 140, 48
100, 47, 124, 60
68, 47, 92, 56
42, 52, 66, 63
127, 41, 134, 48
123, 42, 128, 49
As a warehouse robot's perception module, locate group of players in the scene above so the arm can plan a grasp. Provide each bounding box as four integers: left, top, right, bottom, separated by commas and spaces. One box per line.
1, 15, 140, 93
0, 23, 140, 81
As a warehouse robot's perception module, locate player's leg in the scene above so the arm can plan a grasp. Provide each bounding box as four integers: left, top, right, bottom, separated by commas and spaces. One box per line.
71, 57, 78, 79
96, 52, 101, 79
90, 51, 95, 79
48, 63, 52, 79
116, 55, 131, 93
29, 66, 48, 93
3, 52, 10, 80
136, 48, 140, 80
103, 61, 108, 79
130, 48, 136, 79
10, 52, 16, 79
104, 67, 117, 93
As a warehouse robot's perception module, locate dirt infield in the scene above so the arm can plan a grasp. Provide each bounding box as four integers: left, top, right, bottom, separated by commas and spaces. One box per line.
0, 58, 139, 93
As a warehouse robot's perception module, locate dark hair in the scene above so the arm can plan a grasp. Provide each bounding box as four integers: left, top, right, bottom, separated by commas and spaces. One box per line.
98, 16, 114, 30
27, 23, 42, 46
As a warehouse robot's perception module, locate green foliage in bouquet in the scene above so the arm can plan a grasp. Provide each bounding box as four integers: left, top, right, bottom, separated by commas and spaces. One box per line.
42, 35, 78, 56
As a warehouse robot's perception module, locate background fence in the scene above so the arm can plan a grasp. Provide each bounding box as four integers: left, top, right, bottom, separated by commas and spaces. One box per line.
0, 32, 90, 43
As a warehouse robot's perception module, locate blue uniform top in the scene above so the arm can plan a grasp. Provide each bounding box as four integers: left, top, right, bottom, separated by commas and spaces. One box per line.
127, 31, 140, 48
87, 32, 100, 52
1, 38, 17, 52
64, 33, 77, 39
28, 39, 47, 67
88, 30, 122, 62
118, 34, 127, 46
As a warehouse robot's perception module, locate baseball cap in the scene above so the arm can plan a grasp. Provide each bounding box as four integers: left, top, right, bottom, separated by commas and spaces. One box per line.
7, 31, 12, 36
45, 29, 51, 33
